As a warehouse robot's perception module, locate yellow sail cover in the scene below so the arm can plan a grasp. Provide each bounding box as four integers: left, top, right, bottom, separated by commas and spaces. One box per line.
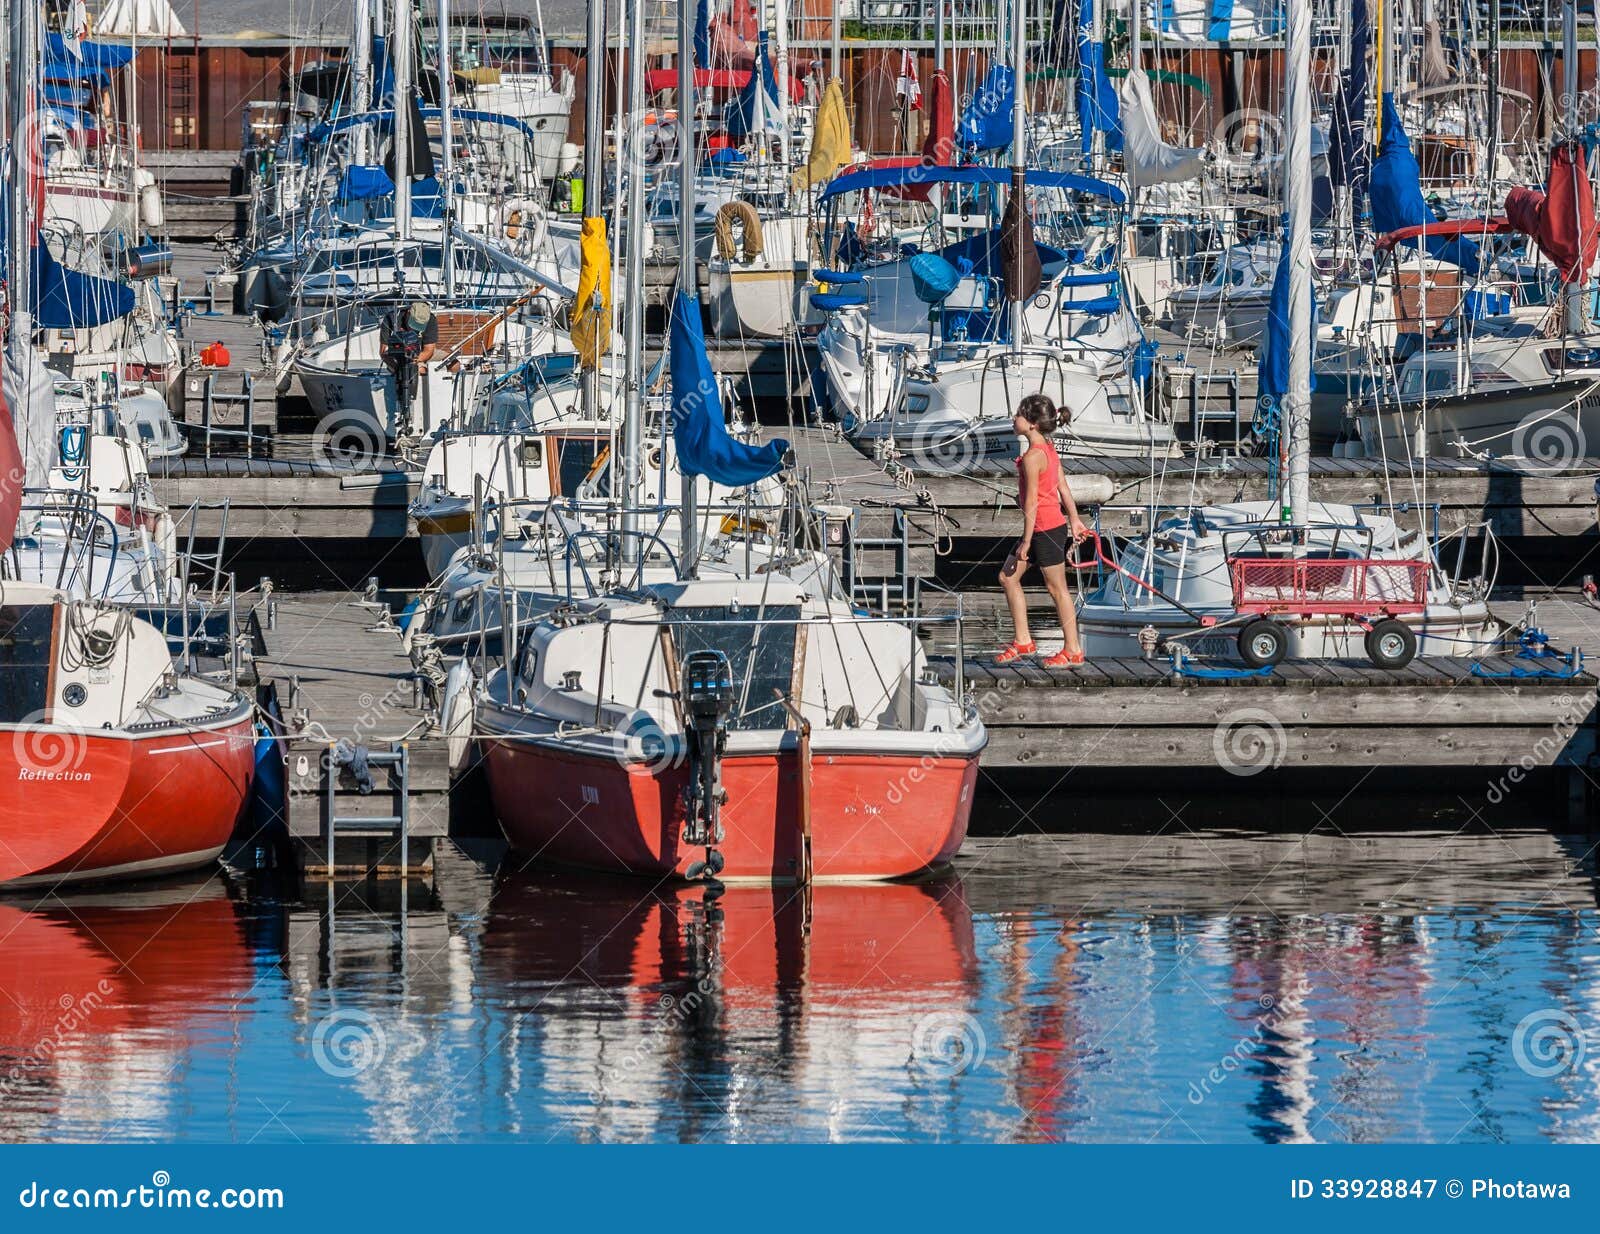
571, 216, 612, 368
794, 77, 851, 193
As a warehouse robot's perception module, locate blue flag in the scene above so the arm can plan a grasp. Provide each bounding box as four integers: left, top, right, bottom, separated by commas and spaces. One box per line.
957, 64, 1015, 151
1076, 0, 1122, 155
1370, 93, 1480, 272
669, 291, 788, 486
1258, 234, 1317, 410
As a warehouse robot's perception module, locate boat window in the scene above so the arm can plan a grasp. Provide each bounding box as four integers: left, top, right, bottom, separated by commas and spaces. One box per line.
0, 605, 54, 725
668, 606, 800, 731
550, 436, 609, 497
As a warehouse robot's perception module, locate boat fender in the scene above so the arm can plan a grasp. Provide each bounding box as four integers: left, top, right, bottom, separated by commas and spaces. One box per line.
441, 659, 477, 776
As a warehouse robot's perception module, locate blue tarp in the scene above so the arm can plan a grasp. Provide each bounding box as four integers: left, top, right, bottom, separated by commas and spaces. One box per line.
1257, 235, 1317, 410
1370, 92, 1481, 272
820, 163, 1125, 205
336, 165, 395, 202
43, 34, 134, 84
958, 64, 1014, 152
724, 32, 782, 137
693, 0, 712, 68
1328, 0, 1370, 197
42, 82, 90, 107
1076, 0, 1122, 155
33, 243, 135, 330
669, 290, 788, 486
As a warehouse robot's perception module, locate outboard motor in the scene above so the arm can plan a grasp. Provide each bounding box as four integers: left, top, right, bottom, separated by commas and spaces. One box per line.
681, 649, 734, 883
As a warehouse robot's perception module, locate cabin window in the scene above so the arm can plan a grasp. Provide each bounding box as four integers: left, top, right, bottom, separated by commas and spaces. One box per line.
550, 437, 610, 497
668, 606, 800, 731
0, 606, 54, 725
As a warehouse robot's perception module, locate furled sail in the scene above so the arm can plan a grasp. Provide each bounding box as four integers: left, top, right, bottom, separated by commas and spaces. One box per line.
1121, 69, 1203, 191
1370, 93, 1480, 272
1076, 0, 1122, 155
1505, 141, 1599, 284
794, 77, 850, 192
669, 290, 788, 485
1328, 0, 1370, 198
571, 217, 613, 370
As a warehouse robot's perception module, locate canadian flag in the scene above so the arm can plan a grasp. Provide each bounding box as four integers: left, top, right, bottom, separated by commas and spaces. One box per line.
895, 49, 922, 111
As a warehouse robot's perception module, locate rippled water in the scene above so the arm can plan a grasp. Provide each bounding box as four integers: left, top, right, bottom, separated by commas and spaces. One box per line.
2, 829, 1599, 1143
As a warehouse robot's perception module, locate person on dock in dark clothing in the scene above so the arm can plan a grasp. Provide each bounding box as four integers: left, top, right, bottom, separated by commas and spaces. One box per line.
995, 394, 1091, 667
380, 300, 439, 433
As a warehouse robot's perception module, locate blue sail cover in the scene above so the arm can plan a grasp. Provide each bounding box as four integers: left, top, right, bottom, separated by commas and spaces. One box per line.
1328, 0, 1370, 198
1076, 0, 1122, 155
1257, 237, 1317, 409
43, 35, 134, 85
694, 0, 712, 67
669, 291, 788, 486
1370, 93, 1481, 272
33, 244, 135, 330
337, 165, 395, 201
725, 32, 782, 137
957, 64, 1015, 152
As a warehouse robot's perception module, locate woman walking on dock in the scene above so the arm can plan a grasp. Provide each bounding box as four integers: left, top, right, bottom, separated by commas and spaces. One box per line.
995, 395, 1091, 667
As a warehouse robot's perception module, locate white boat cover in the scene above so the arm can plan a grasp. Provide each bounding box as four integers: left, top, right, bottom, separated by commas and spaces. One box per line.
96, 0, 188, 37
1121, 70, 1204, 193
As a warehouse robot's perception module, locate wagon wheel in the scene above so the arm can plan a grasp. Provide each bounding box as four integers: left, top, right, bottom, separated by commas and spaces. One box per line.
1237, 618, 1288, 668
1365, 619, 1417, 669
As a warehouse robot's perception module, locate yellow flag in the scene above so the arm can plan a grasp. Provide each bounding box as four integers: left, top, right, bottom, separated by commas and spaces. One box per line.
794, 77, 852, 194
572, 216, 612, 369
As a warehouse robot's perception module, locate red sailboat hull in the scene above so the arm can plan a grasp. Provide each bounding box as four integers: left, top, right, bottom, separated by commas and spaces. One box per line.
0, 719, 256, 888
483, 739, 979, 881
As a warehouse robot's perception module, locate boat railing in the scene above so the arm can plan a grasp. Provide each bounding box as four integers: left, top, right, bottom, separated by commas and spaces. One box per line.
4, 489, 122, 601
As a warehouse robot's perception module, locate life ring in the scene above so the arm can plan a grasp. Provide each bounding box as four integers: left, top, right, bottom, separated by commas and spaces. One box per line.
714, 200, 765, 263
504, 208, 524, 240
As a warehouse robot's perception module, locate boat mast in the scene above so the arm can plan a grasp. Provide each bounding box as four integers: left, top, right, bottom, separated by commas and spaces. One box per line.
438, 0, 456, 299
1487, 0, 1499, 200
679, 0, 699, 573
1008, 0, 1026, 354
620, 0, 647, 553
352, 0, 373, 165
581, 0, 606, 424
1283, 0, 1312, 527
394, 0, 413, 248
1563, 0, 1585, 335
774, 0, 789, 171
7, 0, 34, 406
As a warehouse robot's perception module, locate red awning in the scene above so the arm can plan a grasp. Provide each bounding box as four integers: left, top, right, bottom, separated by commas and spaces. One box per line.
1374, 217, 1512, 253
644, 66, 805, 102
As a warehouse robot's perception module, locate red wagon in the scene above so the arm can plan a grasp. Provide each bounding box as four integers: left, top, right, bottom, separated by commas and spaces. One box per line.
1226, 554, 1431, 668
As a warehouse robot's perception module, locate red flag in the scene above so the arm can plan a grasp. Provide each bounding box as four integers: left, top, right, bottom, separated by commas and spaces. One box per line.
920, 69, 954, 164
1505, 141, 1599, 284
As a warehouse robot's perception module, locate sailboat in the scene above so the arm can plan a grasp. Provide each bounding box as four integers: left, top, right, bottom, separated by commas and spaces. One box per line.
475, 7, 984, 882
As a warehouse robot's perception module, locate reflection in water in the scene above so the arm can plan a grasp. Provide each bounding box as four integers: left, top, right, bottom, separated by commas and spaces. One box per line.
0, 830, 1598, 1142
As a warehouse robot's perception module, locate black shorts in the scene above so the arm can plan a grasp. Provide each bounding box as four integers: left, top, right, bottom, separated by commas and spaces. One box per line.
1030, 524, 1072, 569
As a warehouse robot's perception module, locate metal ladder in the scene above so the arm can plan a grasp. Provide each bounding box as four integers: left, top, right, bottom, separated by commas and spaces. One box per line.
322, 743, 412, 879
841, 507, 921, 612
1187, 371, 1244, 451
197, 373, 262, 458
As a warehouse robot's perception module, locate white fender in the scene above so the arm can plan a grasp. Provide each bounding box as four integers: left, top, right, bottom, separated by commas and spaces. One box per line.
440, 658, 477, 776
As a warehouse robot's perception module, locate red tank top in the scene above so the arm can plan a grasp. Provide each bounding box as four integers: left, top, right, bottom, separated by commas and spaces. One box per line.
1018, 438, 1067, 533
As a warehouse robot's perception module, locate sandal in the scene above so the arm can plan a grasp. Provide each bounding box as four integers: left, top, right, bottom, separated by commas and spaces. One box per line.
993, 641, 1037, 665
1041, 648, 1086, 668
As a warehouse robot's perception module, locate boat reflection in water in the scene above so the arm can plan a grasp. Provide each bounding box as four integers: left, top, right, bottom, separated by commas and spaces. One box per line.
0, 876, 255, 1141
479, 869, 982, 1139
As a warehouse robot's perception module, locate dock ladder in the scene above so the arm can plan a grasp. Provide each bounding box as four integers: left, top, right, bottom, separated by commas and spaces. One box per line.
196, 372, 265, 458
841, 507, 922, 612
322, 742, 412, 879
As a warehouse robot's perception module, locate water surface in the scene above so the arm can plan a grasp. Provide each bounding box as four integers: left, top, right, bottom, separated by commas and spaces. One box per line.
2, 829, 1598, 1143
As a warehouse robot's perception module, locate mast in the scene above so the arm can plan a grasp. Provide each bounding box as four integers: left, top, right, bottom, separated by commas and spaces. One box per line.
393, 0, 413, 246
1283, 0, 1312, 526
438, 0, 456, 298
581, 0, 606, 423
7, 0, 35, 403
831, 0, 840, 79
621, 0, 647, 550
1487, 0, 1499, 195
679, 0, 699, 572
774, 0, 789, 170
1008, 0, 1026, 352
352, 1, 373, 165
1563, 0, 1585, 334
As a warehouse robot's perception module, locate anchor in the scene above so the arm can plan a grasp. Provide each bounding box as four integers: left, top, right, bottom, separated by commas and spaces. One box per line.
680, 649, 734, 892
